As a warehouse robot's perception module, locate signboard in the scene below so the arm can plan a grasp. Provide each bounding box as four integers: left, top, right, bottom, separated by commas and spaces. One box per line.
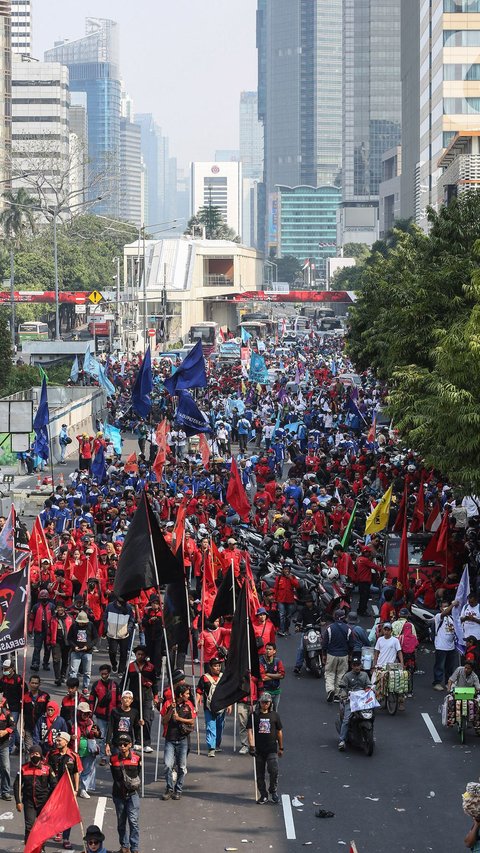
0, 400, 33, 434
147, 329, 156, 337
88, 290, 104, 305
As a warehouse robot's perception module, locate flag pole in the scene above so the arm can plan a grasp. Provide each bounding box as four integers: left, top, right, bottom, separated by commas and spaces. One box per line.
138, 669, 145, 797
18, 554, 31, 798
64, 764, 88, 853
245, 580, 258, 801
181, 532, 200, 755
154, 655, 166, 782
231, 558, 237, 754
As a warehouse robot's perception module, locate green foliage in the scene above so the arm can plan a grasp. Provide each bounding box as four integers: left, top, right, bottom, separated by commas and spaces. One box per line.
185, 206, 239, 242
0, 360, 73, 399
270, 254, 302, 285
347, 192, 480, 490
342, 243, 371, 261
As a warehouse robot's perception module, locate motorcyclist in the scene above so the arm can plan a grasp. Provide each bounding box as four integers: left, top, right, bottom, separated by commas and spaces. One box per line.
337, 653, 371, 751
293, 596, 322, 674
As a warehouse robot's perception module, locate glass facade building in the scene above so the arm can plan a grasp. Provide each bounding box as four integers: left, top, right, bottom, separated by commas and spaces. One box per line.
342, 0, 402, 204
45, 18, 121, 217
277, 184, 341, 277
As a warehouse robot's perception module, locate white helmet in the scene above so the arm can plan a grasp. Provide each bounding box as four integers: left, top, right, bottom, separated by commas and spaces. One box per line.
321, 566, 339, 582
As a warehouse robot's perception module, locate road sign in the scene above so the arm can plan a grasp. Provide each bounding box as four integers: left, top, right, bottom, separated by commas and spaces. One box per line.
147, 328, 156, 337
88, 290, 104, 305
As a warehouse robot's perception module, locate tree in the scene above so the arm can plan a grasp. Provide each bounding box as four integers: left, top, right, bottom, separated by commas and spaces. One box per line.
270, 254, 302, 284
0, 187, 36, 243
185, 205, 240, 241
342, 243, 371, 261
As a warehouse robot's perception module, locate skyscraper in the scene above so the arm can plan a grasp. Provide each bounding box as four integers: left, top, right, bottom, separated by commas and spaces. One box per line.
258, 0, 342, 194
239, 91, 263, 180
339, 0, 401, 245
0, 1, 11, 200
11, 0, 30, 56
418, 1, 480, 224
135, 113, 177, 228
400, 0, 420, 221
45, 18, 121, 218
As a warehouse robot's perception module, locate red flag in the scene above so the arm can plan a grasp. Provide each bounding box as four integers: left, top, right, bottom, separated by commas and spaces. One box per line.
219, 327, 226, 342
226, 457, 251, 522
28, 516, 52, 562
422, 511, 449, 566
397, 511, 409, 597
24, 771, 82, 853
409, 478, 425, 533
367, 416, 376, 444
350, 843, 359, 853
124, 452, 138, 474
199, 433, 211, 469
172, 500, 187, 551
153, 420, 167, 481
393, 484, 407, 534
155, 418, 167, 447
426, 500, 441, 532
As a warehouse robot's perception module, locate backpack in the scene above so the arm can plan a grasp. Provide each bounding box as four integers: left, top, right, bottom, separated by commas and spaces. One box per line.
399, 620, 419, 654
204, 673, 221, 713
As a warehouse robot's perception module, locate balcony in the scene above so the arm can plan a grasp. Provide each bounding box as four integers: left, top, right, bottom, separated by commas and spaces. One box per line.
204, 274, 234, 287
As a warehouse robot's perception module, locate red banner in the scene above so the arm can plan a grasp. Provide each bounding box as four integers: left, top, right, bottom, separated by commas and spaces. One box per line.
232, 290, 356, 303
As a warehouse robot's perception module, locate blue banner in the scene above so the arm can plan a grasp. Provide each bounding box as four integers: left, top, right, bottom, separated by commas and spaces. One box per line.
175, 390, 212, 437
249, 352, 269, 384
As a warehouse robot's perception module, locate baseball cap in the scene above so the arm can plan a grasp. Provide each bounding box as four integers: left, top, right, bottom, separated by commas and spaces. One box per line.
78, 702, 91, 713
259, 692, 272, 703
122, 690, 134, 698
256, 607, 267, 615
383, 622, 392, 629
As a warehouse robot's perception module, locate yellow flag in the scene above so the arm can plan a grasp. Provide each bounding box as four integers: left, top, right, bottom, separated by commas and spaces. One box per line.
364, 485, 393, 535
241, 380, 246, 395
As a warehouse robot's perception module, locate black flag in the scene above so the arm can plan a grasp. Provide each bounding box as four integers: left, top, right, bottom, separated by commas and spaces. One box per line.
209, 582, 260, 714
163, 544, 189, 650
0, 566, 28, 654
113, 491, 183, 600
209, 570, 240, 623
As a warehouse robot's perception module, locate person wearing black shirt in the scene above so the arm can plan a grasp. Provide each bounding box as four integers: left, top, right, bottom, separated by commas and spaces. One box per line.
110, 734, 141, 853
247, 692, 283, 805
105, 691, 141, 756
293, 597, 322, 674
160, 683, 195, 800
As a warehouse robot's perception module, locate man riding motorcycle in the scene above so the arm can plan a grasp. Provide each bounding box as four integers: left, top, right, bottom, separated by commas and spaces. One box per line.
293, 596, 322, 674
337, 653, 371, 751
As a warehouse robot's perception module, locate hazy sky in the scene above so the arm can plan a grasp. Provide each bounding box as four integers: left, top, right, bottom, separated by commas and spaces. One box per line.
34, 0, 258, 167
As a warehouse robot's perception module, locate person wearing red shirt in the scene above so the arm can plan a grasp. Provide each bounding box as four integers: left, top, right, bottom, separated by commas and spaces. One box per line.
253, 607, 277, 655
198, 619, 231, 663
311, 505, 328, 536
299, 511, 315, 542
355, 548, 379, 616
273, 565, 300, 636
254, 489, 272, 510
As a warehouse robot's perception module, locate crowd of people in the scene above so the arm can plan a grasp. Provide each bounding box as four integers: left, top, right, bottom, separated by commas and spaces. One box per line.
2, 312, 480, 850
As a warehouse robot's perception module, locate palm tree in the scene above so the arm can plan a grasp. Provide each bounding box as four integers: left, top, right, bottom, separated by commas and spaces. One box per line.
0, 188, 37, 348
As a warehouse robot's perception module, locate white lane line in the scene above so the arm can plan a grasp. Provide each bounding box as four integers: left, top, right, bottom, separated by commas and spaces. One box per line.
421, 712, 442, 743
282, 794, 297, 840
371, 604, 379, 616
93, 796, 107, 830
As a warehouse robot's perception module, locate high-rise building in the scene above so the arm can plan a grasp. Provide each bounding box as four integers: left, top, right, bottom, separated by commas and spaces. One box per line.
11, 0, 30, 56
190, 161, 243, 237
400, 0, 420, 221
418, 1, 480, 225
258, 0, 342, 194
135, 113, 177, 228
275, 185, 341, 278
119, 118, 142, 226
257, 1, 342, 254
0, 1, 11, 199
11, 56, 70, 206
240, 92, 264, 181
45, 18, 121, 218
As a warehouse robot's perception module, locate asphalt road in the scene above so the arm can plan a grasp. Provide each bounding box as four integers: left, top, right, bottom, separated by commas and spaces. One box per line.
2, 627, 477, 853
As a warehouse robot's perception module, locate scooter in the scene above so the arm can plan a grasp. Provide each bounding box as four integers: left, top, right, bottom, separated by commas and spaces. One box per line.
300, 621, 323, 678
335, 697, 375, 756
410, 601, 436, 643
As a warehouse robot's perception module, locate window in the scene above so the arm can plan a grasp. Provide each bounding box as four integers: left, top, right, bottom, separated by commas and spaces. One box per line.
444, 0, 480, 10
444, 30, 480, 47
444, 64, 480, 80
444, 96, 480, 113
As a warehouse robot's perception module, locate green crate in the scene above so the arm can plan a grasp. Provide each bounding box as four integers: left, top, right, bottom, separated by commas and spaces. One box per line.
453, 687, 476, 700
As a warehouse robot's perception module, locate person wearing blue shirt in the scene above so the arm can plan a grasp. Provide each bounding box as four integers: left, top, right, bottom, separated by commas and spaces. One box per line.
51, 501, 72, 534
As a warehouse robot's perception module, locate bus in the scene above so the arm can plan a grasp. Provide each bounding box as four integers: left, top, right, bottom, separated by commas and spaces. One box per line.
238, 321, 268, 340
189, 321, 218, 356
18, 321, 49, 343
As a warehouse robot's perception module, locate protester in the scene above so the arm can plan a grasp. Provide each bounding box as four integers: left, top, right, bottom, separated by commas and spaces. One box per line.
337, 653, 371, 751
47, 731, 82, 850
14, 743, 56, 845
110, 733, 141, 853
322, 609, 354, 703
247, 692, 283, 804
161, 682, 196, 800
196, 658, 230, 756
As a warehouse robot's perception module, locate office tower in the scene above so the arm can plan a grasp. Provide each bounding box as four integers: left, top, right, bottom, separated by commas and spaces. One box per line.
400, 0, 420, 221
11, 0, 30, 56
69, 103, 88, 206
277, 185, 341, 279
0, 1, 11, 199
45, 18, 121, 218
119, 117, 142, 226
11, 56, 70, 205
190, 161, 243, 237
215, 149, 239, 162
418, 1, 480, 224
258, 0, 342, 195
135, 113, 177, 228
239, 92, 263, 180
339, 0, 401, 245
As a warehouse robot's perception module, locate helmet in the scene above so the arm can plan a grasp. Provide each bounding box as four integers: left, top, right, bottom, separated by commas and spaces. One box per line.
321, 566, 339, 582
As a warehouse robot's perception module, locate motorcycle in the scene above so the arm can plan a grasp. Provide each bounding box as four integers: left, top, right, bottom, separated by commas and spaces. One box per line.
335, 693, 375, 756
409, 600, 436, 643
299, 621, 323, 678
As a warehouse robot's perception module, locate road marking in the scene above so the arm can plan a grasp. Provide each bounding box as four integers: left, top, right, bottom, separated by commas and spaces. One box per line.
371, 604, 379, 616
94, 796, 107, 830
282, 794, 296, 840
421, 712, 442, 743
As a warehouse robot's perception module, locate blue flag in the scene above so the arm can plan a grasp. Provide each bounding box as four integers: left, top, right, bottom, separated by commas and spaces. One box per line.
452, 566, 470, 655
33, 377, 50, 462
164, 339, 207, 395
249, 352, 269, 384
83, 345, 100, 378
241, 326, 252, 344
98, 362, 116, 397
91, 445, 107, 484
175, 390, 212, 437
70, 355, 79, 383
131, 348, 153, 418
103, 423, 122, 454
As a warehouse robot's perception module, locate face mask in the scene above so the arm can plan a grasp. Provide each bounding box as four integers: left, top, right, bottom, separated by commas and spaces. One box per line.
31, 755, 42, 764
